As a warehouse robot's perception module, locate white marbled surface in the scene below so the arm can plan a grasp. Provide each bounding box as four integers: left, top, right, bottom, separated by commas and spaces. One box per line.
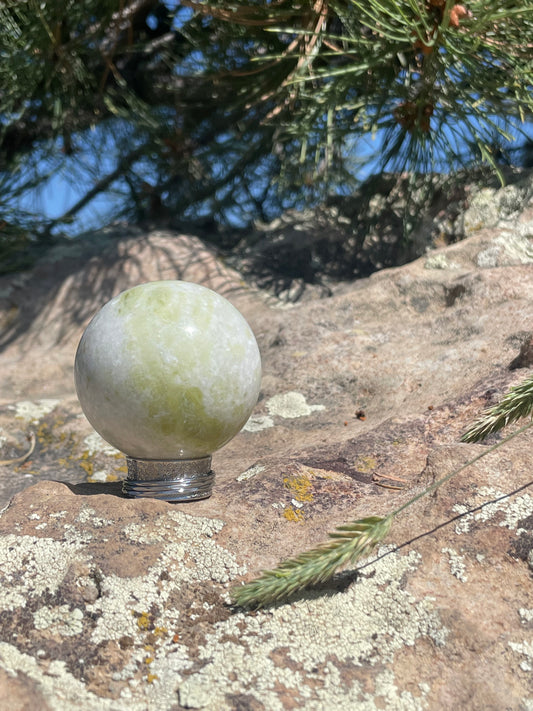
75, 281, 261, 459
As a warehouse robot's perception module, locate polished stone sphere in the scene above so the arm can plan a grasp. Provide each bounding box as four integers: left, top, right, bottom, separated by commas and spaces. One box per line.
75, 281, 262, 460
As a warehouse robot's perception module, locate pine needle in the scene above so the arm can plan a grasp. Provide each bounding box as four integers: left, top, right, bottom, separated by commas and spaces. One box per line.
461, 373, 533, 443
231, 515, 393, 609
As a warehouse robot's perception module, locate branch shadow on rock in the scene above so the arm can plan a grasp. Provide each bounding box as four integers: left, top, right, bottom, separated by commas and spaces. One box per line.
0, 225, 252, 354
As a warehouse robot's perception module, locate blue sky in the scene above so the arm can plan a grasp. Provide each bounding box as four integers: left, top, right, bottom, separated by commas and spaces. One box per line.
24, 172, 117, 235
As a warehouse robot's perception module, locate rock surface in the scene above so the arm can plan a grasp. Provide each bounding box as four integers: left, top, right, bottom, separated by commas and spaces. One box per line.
0, 183, 532, 710
237, 167, 533, 291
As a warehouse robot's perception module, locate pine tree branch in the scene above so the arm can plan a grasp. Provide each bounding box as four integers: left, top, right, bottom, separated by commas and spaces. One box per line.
48, 145, 146, 229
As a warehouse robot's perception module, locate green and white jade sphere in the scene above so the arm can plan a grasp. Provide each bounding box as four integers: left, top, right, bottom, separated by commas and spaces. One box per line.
74, 280, 262, 501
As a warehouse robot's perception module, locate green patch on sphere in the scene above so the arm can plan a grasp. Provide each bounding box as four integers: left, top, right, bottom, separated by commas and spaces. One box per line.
150, 385, 238, 452
116, 283, 184, 321
116, 282, 217, 332
116, 282, 248, 454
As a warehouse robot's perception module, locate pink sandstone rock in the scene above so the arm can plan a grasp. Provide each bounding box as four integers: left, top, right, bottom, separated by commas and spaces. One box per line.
0, 188, 532, 709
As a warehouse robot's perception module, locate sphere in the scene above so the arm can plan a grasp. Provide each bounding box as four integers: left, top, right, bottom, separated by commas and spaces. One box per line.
74, 281, 262, 460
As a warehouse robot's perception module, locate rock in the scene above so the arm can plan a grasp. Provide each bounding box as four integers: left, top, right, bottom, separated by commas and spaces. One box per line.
510, 333, 533, 370
237, 168, 533, 295
0, 185, 532, 709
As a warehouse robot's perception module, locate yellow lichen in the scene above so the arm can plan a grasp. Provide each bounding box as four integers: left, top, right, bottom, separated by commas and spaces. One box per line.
283, 474, 313, 503
36, 422, 54, 450
136, 612, 152, 631
355, 456, 378, 473
78, 459, 93, 477
283, 506, 305, 523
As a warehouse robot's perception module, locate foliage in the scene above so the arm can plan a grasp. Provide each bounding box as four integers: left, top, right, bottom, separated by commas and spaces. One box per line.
232, 515, 393, 609
0, 0, 532, 258
0, 0, 282, 247
462, 372, 533, 443
232, 373, 533, 609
